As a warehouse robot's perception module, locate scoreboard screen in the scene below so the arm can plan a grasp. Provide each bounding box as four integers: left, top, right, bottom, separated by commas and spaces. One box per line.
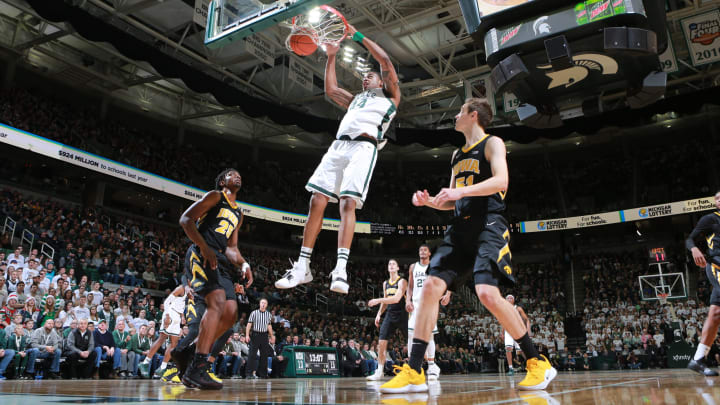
649, 247, 666, 263
282, 346, 340, 377
475, 0, 535, 18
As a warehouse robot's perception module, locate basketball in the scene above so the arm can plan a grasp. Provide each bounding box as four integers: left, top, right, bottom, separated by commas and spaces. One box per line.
289, 33, 317, 56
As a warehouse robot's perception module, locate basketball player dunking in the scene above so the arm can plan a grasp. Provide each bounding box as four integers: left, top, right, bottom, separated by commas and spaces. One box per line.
178, 169, 248, 389
275, 24, 401, 295
381, 98, 556, 394
686, 191, 720, 376
367, 259, 407, 381
502, 294, 530, 376
405, 244, 452, 381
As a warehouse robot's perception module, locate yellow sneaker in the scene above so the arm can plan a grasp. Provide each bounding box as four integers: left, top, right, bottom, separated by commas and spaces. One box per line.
207, 371, 223, 383
519, 391, 560, 405
379, 364, 427, 394
161, 367, 178, 383
170, 375, 182, 384
518, 355, 557, 390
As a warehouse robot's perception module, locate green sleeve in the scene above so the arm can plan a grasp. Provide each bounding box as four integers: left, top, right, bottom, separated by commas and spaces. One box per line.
129, 336, 141, 354
112, 331, 122, 347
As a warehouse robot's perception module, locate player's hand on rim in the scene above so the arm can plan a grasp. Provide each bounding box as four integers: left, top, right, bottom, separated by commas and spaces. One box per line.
346, 23, 358, 37
325, 43, 340, 56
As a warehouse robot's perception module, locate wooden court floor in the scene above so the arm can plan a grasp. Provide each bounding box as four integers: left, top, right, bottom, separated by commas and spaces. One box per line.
0, 369, 717, 404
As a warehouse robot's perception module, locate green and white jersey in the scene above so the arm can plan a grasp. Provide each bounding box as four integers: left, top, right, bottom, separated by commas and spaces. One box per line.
337, 88, 397, 141
411, 262, 429, 305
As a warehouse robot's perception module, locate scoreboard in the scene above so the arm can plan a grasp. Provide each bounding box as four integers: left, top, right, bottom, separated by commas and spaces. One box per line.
282, 346, 340, 378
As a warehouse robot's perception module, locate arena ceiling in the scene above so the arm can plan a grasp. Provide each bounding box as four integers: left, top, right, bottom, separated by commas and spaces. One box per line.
0, 0, 719, 161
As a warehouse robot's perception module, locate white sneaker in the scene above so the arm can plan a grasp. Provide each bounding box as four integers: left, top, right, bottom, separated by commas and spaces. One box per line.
329, 268, 349, 294
366, 365, 384, 381
275, 261, 311, 289
427, 363, 440, 381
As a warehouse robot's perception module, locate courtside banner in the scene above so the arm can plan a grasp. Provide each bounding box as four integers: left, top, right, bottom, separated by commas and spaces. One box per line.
521, 197, 715, 233
0, 123, 371, 233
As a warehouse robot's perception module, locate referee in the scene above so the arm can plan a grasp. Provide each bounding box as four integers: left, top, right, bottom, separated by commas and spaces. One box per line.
245, 298, 274, 379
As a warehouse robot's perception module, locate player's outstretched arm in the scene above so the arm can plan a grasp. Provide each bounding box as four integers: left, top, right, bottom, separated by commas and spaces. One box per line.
325, 43, 353, 109
347, 24, 401, 107
179, 191, 222, 269
412, 150, 459, 211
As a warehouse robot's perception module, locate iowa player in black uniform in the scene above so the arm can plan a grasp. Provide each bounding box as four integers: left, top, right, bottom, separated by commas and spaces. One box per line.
686, 191, 720, 376
367, 259, 407, 381
381, 99, 555, 394
178, 168, 248, 389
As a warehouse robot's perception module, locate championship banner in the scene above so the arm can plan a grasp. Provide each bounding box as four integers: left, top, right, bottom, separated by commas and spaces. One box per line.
521, 196, 716, 233
681, 9, 720, 67
0, 123, 370, 233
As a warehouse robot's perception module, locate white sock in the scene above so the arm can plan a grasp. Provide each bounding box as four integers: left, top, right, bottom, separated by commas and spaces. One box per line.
160, 362, 167, 370
694, 343, 711, 361
142, 357, 150, 365
428, 338, 436, 360
336, 248, 350, 272
298, 247, 312, 268
428, 360, 435, 366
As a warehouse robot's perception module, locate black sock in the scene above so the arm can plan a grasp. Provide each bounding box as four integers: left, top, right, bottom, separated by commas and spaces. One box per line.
193, 352, 208, 367
409, 338, 428, 373
517, 333, 540, 360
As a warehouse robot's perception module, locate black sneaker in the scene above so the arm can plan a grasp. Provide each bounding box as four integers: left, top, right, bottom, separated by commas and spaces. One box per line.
182, 362, 222, 390
46, 372, 60, 380
688, 358, 719, 376
172, 345, 194, 378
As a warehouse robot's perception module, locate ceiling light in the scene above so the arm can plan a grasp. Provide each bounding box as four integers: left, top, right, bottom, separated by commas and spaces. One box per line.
308, 8, 322, 24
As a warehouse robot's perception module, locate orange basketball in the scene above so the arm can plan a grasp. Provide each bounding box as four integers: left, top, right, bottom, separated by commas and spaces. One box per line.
289, 33, 317, 56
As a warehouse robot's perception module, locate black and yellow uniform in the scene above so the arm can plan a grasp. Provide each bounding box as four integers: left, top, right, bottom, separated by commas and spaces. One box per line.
184, 192, 242, 300
686, 211, 720, 306
379, 277, 408, 340
429, 134, 514, 290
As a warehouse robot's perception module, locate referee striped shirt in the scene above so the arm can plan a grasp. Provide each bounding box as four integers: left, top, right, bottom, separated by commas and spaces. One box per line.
248, 309, 272, 333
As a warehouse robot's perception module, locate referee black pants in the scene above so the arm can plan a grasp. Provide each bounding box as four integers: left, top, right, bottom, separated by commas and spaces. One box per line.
247, 331, 272, 378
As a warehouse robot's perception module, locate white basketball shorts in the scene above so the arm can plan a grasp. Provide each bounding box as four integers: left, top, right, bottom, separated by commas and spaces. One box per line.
160, 311, 182, 337
305, 139, 378, 209
504, 331, 520, 350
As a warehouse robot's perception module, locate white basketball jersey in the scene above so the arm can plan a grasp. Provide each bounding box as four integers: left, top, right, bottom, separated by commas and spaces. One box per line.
411, 262, 430, 305
336, 88, 397, 141
165, 293, 186, 315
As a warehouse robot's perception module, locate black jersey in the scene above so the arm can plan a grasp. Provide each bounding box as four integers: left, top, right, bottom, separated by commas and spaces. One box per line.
686, 211, 720, 258
384, 277, 405, 314
197, 192, 243, 254
451, 134, 506, 221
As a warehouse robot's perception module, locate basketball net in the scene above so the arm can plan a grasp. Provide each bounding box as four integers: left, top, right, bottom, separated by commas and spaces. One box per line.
285, 5, 348, 52
657, 293, 677, 321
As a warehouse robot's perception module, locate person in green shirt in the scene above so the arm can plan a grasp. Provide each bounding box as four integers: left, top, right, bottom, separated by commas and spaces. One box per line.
98, 300, 116, 331
112, 319, 134, 378
35, 296, 58, 330
129, 324, 151, 377
0, 328, 17, 380
7, 325, 31, 378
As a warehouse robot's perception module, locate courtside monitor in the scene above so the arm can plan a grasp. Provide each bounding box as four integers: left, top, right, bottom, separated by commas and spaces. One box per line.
205, 0, 329, 49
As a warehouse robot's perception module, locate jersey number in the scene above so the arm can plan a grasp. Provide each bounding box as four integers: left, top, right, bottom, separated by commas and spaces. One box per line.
349, 96, 368, 110
416, 278, 423, 289
455, 176, 474, 188
214, 208, 239, 238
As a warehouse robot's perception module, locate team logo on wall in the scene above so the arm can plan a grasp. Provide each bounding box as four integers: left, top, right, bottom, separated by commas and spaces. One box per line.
537, 53, 618, 89
533, 16, 551, 35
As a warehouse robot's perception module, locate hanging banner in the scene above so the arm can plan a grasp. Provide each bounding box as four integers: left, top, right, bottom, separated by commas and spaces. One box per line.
288, 57, 314, 92
464, 74, 497, 115
193, 0, 210, 28
503, 92, 520, 112
681, 9, 720, 67
659, 30, 679, 73
245, 35, 276, 67
0, 123, 370, 233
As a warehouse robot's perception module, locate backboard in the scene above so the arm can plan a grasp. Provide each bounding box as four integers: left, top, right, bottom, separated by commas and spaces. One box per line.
205, 0, 330, 49
638, 262, 687, 301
